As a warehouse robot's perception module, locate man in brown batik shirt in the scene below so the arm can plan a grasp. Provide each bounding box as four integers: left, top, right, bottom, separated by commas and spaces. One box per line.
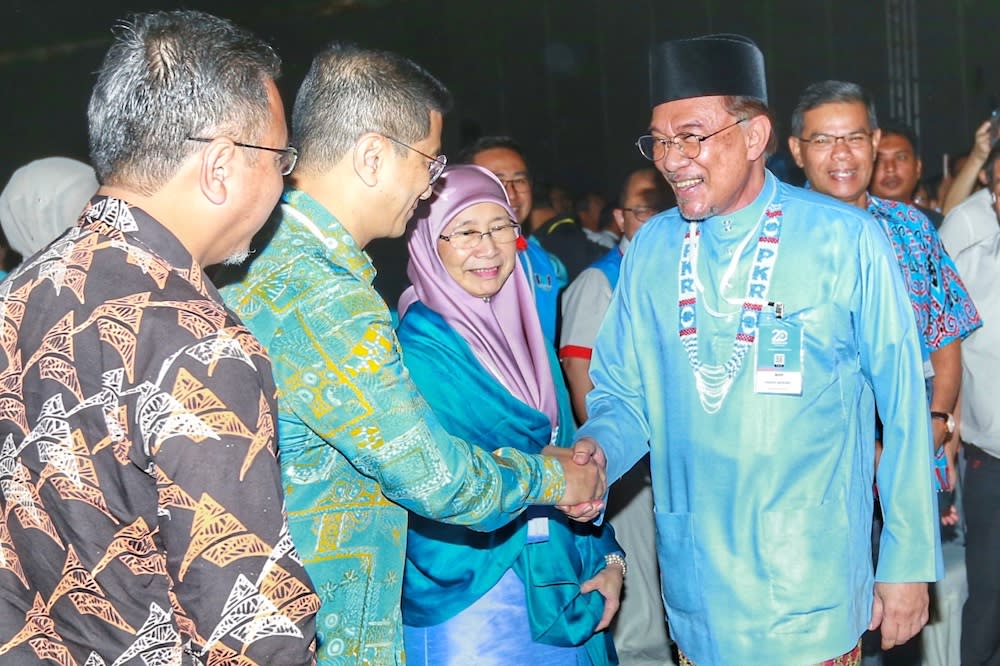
0, 10, 318, 665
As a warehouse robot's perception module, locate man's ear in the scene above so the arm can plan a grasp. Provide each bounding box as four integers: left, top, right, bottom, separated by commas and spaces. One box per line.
198, 137, 237, 206
788, 135, 805, 169
354, 133, 386, 187
870, 127, 883, 153
744, 114, 772, 162
612, 208, 626, 234
199, 138, 238, 205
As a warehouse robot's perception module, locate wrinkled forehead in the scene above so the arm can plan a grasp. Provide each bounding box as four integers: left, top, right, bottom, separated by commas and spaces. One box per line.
650, 95, 731, 134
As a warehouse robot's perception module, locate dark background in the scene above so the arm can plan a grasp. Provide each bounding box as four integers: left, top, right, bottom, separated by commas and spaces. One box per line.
3, 0, 999, 297
3, 0, 999, 191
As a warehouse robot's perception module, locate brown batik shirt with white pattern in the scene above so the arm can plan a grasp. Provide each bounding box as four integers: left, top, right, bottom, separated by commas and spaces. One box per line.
0, 196, 319, 665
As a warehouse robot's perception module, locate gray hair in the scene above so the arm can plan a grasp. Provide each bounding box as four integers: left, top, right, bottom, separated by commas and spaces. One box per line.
87, 10, 281, 194
292, 43, 452, 171
790, 80, 878, 138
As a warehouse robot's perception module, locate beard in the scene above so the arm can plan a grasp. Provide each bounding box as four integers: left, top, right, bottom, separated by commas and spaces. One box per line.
221, 248, 253, 266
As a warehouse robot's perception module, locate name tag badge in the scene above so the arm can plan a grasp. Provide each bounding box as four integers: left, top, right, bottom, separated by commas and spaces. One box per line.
754, 315, 803, 395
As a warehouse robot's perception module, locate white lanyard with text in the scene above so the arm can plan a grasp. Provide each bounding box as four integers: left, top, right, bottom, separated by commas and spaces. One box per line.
677, 201, 783, 413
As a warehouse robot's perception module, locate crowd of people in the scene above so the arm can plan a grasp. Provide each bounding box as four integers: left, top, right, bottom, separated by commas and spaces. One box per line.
0, 11, 997, 666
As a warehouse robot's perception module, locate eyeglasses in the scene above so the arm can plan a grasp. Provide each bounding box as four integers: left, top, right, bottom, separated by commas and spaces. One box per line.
439, 223, 521, 251
498, 176, 531, 193
187, 137, 298, 176
384, 135, 447, 185
796, 131, 872, 151
623, 206, 661, 222
636, 118, 746, 161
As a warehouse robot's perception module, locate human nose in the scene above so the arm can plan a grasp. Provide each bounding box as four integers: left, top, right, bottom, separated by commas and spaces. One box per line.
830, 137, 852, 158
474, 231, 500, 254
660, 139, 690, 170
506, 184, 524, 207
503, 181, 522, 203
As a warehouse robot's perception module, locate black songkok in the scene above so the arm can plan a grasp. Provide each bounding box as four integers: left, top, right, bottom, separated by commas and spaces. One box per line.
649, 34, 768, 107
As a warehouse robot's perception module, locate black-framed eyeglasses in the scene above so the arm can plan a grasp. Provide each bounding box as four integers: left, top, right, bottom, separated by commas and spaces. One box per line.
795, 131, 872, 151
636, 118, 747, 161
498, 176, 531, 193
384, 135, 447, 185
186, 137, 298, 176
623, 206, 661, 222
439, 222, 520, 251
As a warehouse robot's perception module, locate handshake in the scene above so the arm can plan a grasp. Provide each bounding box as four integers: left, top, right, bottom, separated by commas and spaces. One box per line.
543, 437, 607, 522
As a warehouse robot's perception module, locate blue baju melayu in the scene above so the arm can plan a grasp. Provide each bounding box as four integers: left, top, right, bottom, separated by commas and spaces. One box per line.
578, 171, 942, 665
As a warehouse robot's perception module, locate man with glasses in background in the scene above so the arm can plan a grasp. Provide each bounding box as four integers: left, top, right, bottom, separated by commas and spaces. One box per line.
220, 43, 607, 665
559, 166, 673, 665
788, 81, 980, 522
573, 35, 941, 665
0, 10, 320, 664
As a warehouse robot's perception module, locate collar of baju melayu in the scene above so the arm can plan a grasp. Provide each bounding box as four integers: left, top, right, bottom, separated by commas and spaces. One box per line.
696, 168, 778, 240
280, 186, 376, 285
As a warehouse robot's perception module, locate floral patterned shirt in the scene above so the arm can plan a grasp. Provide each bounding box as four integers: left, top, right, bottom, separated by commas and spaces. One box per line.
867, 194, 981, 358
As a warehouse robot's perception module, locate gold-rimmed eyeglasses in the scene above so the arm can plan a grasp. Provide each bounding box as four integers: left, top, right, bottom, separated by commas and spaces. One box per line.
636, 118, 747, 161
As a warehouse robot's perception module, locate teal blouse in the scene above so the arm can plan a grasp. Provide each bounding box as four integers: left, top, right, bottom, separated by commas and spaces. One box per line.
397, 301, 619, 665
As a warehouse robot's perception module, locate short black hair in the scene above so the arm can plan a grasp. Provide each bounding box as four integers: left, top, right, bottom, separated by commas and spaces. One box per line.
879, 119, 920, 155
456, 135, 529, 169
791, 80, 878, 138
292, 42, 452, 172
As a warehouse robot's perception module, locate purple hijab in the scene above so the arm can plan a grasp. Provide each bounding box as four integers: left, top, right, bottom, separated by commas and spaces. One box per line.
398, 165, 557, 427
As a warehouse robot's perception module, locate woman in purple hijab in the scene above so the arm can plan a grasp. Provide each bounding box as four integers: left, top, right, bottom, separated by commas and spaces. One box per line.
396, 165, 623, 665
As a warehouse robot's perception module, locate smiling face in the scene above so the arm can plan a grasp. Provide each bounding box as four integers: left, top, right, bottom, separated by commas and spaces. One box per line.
436, 202, 517, 299
383, 110, 444, 239
788, 100, 881, 209
649, 95, 766, 221
471, 147, 532, 224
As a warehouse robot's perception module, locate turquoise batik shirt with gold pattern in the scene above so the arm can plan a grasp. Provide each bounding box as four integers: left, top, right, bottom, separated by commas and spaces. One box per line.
220, 187, 566, 666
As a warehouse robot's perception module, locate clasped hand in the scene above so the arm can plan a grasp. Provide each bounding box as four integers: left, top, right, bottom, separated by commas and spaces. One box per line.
544, 437, 607, 522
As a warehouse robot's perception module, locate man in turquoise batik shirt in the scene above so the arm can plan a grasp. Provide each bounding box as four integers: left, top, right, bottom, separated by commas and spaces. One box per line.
221, 43, 605, 666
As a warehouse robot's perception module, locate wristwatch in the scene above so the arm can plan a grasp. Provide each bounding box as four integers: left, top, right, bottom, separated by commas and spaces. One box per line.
930, 411, 955, 434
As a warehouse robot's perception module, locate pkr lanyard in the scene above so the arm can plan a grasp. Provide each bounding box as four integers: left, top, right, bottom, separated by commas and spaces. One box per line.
677, 204, 783, 413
